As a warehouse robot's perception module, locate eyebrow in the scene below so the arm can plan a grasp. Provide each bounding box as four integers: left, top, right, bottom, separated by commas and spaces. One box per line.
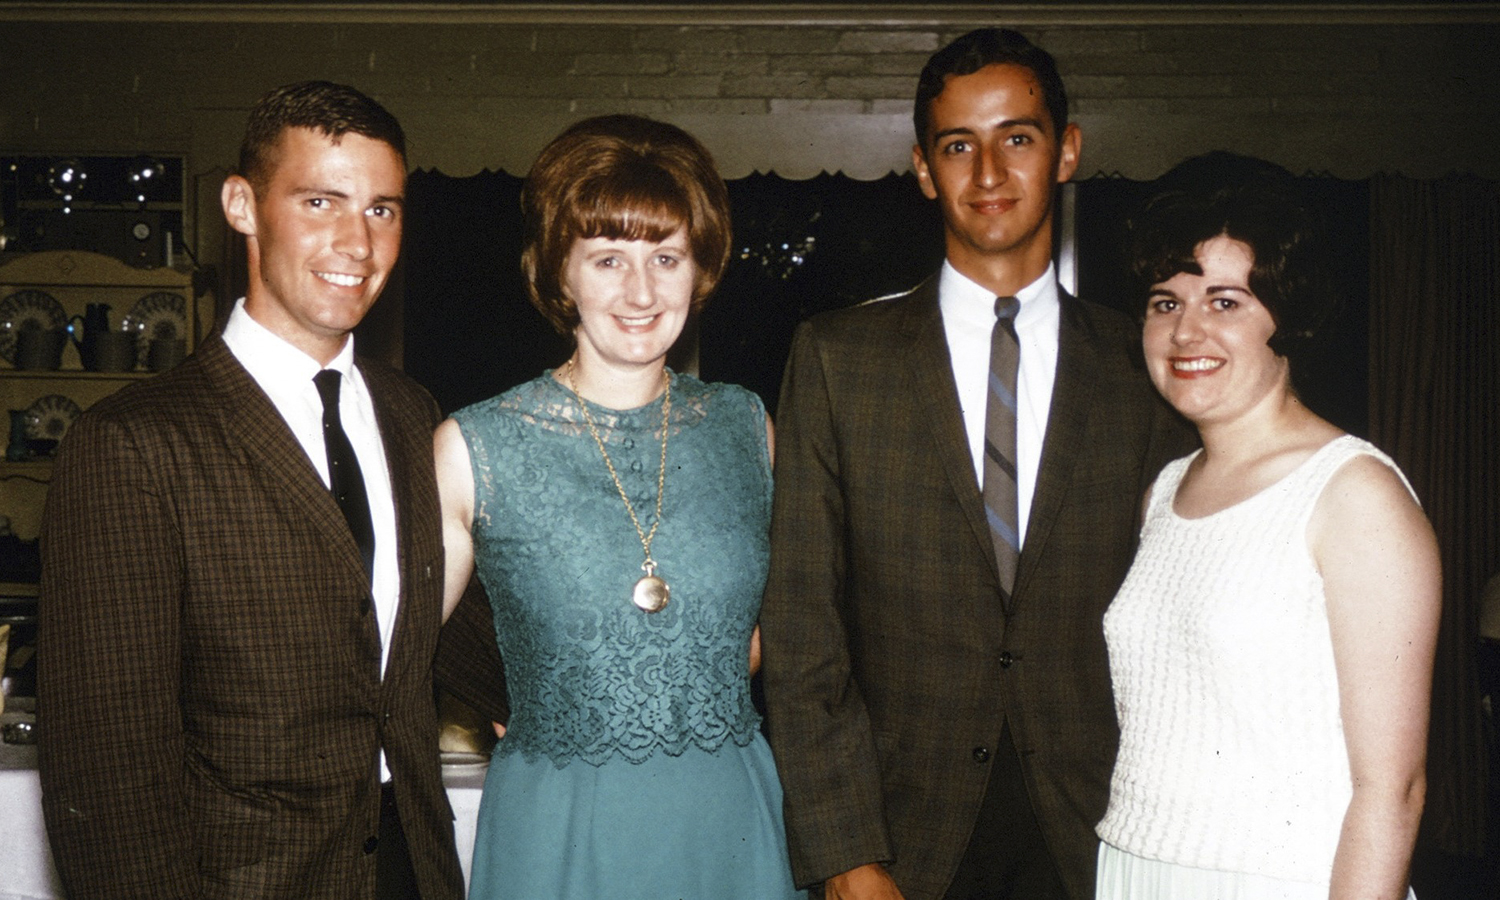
932, 117, 1048, 143
290, 186, 405, 207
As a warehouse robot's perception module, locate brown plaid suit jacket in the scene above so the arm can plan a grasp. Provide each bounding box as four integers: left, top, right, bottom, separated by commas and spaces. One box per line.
761, 276, 1193, 900
37, 334, 465, 899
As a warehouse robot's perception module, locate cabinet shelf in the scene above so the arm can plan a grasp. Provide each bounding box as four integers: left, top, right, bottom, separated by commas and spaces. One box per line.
0, 368, 157, 381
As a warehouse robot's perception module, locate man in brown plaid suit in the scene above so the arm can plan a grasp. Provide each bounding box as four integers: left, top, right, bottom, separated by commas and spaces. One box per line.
761, 29, 1193, 900
37, 82, 465, 899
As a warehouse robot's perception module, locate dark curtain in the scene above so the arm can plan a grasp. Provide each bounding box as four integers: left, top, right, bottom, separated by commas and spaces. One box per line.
402, 169, 941, 416
1369, 173, 1499, 858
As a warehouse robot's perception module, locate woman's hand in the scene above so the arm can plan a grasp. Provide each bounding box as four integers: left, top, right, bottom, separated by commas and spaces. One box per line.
824, 863, 906, 900
748, 624, 762, 677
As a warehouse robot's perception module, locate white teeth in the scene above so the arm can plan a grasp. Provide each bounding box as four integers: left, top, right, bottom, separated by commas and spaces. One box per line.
317, 272, 364, 287
617, 315, 656, 326
1172, 358, 1223, 372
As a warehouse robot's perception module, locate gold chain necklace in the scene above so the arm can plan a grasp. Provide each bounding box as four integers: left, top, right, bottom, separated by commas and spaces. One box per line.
565, 360, 672, 613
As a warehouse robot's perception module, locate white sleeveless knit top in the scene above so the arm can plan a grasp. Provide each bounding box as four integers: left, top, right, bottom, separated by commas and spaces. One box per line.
1096, 435, 1415, 883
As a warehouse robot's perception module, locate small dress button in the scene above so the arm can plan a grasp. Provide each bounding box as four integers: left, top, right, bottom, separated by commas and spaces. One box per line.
999, 651, 1014, 669
363, 835, 379, 854
972, 747, 990, 763
623, 437, 635, 449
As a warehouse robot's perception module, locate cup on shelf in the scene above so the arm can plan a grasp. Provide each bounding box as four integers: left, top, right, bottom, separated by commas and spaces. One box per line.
14, 328, 67, 371
148, 336, 186, 373
81, 331, 137, 373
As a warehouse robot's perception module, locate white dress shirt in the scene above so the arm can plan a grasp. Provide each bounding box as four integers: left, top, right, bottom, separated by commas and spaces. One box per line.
939, 261, 1060, 548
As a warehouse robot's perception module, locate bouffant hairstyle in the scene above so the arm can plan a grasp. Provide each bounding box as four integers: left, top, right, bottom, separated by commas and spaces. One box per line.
521, 114, 732, 335
1128, 151, 1336, 355
237, 80, 406, 195
914, 27, 1069, 149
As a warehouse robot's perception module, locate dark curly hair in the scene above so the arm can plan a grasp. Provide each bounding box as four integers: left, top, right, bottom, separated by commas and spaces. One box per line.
1128, 151, 1336, 355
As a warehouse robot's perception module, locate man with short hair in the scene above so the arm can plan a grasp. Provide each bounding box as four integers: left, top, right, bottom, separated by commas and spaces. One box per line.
762, 29, 1193, 900
38, 81, 464, 899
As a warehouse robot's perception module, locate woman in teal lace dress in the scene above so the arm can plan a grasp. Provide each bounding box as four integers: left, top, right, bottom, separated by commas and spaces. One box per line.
435, 115, 804, 899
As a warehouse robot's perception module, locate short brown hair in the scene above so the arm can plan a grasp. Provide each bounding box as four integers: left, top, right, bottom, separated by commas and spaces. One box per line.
521, 114, 731, 335
238, 80, 406, 195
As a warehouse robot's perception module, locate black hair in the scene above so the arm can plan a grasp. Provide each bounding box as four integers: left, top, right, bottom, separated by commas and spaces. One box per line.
1128, 151, 1336, 354
914, 28, 1069, 147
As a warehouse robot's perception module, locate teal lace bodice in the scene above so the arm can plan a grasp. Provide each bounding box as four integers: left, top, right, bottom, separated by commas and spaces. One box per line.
451, 371, 772, 768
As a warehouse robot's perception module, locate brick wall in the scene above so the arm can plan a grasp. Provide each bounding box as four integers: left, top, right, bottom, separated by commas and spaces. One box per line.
1, 9, 1496, 257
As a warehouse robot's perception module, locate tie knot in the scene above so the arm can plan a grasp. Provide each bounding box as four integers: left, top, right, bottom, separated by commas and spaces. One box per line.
995, 295, 1020, 321
313, 369, 342, 413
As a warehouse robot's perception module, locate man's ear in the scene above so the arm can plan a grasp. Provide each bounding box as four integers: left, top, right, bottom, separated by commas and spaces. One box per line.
1056, 123, 1082, 185
912, 143, 938, 201
221, 174, 258, 237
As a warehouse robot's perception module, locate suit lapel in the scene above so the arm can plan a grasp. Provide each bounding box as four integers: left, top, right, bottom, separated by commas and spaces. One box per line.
200, 336, 370, 587
362, 361, 421, 676
900, 279, 995, 570
1015, 293, 1098, 600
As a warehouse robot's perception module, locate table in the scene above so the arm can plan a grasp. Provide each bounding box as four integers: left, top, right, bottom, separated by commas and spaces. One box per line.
0, 710, 59, 900
0, 710, 487, 899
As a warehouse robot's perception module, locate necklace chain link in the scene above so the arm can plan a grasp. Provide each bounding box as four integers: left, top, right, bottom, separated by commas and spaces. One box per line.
565, 361, 671, 575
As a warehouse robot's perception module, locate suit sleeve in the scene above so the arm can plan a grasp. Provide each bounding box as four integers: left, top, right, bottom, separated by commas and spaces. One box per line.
37, 410, 201, 898
761, 322, 894, 888
434, 573, 509, 726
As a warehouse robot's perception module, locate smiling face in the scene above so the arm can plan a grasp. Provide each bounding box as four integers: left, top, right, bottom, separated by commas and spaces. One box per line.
913, 62, 1080, 289
1143, 234, 1290, 427
222, 126, 405, 364
564, 227, 695, 377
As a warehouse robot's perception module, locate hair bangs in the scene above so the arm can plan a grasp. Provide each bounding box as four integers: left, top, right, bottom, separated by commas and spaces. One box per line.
571, 168, 691, 245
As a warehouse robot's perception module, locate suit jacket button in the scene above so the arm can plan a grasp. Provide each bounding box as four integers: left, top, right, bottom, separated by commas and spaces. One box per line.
360, 595, 372, 615
363, 835, 379, 854
999, 651, 1014, 669
972, 747, 990, 763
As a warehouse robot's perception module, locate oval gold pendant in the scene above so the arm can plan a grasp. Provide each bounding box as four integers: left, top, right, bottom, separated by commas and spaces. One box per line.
632, 574, 670, 613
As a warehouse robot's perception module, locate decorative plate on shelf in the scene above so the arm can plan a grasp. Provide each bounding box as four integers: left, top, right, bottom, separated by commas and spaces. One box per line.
121, 291, 188, 368
24, 394, 82, 442
0, 290, 68, 364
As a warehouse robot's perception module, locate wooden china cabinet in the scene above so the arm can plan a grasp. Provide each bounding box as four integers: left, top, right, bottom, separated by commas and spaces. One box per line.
0, 250, 209, 696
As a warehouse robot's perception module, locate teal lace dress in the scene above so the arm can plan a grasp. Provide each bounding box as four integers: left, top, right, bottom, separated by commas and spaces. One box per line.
452, 370, 804, 900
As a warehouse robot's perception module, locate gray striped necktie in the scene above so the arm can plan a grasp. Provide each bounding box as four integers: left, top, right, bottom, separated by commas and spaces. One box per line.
982, 295, 1021, 611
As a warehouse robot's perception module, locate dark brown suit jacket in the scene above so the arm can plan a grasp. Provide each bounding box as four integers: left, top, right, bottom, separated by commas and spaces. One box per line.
37, 334, 464, 899
761, 276, 1192, 900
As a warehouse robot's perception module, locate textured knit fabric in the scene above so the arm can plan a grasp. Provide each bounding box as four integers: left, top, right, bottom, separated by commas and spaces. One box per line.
1096, 435, 1415, 887
452, 370, 803, 899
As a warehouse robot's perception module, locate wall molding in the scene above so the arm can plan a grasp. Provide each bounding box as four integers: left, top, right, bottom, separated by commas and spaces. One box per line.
3, 2, 1498, 26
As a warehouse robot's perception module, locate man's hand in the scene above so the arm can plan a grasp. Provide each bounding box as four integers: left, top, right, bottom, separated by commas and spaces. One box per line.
824, 863, 906, 900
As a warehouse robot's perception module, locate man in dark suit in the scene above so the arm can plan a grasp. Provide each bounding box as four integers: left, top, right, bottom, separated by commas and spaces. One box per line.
761, 29, 1193, 900
37, 82, 464, 899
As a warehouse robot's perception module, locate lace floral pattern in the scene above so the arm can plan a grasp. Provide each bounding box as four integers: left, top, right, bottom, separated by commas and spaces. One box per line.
453, 371, 772, 768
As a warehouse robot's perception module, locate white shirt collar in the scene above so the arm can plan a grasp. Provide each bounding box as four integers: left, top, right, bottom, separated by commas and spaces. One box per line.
221, 298, 358, 389
938, 260, 1060, 329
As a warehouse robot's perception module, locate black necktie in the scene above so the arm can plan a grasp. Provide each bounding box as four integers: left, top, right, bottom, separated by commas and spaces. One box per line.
982, 296, 1021, 613
314, 369, 375, 578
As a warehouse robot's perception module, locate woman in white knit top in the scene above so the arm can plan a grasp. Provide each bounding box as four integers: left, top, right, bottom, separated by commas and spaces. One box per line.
1095, 155, 1441, 900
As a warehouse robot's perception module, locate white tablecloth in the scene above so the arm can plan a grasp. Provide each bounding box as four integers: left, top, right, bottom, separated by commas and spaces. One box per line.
0, 711, 487, 899
0, 711, 59, 900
